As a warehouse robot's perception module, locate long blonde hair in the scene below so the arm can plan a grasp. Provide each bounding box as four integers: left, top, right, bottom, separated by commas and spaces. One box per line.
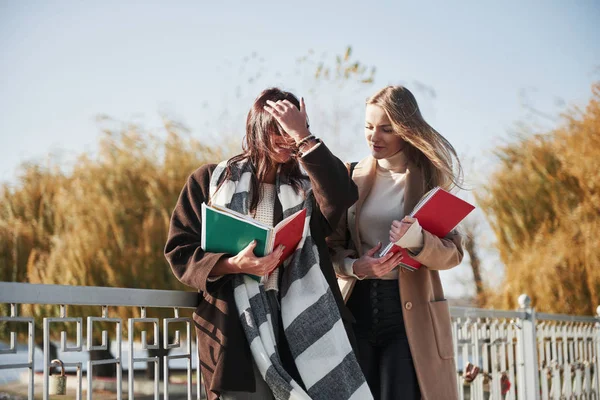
367, 86, 463, 191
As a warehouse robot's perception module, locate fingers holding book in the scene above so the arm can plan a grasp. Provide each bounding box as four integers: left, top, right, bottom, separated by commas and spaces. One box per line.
389, 216, 417, 243
222, 242, 285, 276
352, 242, 404, 279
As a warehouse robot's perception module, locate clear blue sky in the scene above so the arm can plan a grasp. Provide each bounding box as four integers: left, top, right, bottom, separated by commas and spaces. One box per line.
1, 0, 599, 296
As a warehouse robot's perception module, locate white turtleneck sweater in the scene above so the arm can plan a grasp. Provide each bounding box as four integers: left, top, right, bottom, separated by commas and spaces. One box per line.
352, 151, 424, 280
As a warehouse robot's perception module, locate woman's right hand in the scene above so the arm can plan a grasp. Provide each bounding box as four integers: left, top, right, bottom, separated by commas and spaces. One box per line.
352, 242, 404, 279
212, 240, 285, 276
264, 98, 311, 143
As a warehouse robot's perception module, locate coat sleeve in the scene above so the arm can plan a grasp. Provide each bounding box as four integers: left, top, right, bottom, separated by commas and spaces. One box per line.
164, 164, 229, 293
324, 162, 359, 277
299, 142, 359, 237
410, 229, 464, 271
326, 207, 360, 277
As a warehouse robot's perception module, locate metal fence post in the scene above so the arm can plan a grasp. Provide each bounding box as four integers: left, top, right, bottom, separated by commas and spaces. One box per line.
516, 294, 540, 400
595, 305, 600, 398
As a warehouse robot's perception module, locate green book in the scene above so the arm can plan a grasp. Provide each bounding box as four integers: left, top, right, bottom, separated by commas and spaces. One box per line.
201, 203, 307, 281
201, 203, 271, 257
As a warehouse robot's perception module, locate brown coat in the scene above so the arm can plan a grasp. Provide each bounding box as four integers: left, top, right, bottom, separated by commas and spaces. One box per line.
165, 144, 359, 400
327, 156, 463, 400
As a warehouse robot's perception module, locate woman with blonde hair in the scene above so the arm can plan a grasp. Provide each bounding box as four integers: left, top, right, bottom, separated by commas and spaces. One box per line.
328, 85, 464, 400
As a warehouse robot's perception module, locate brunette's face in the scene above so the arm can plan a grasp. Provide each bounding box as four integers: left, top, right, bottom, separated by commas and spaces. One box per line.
269, 132, 295, 164
364, 104, 406, 159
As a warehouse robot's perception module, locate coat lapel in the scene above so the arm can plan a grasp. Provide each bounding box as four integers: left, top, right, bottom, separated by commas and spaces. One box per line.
350, 157, 377, 256
403, 161, 426, 216
399, 162, 427, 276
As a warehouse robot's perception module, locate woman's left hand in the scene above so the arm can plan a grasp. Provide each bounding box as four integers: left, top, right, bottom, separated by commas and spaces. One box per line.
389, 216, 417, 243
264, 98, 310, 143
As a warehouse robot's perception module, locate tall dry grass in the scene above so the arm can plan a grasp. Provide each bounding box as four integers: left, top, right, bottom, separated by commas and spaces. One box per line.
0, 117, 234, 338
476, 83, 600, 315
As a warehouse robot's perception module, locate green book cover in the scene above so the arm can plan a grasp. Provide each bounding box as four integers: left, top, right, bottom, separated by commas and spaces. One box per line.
201, 203, 271, 257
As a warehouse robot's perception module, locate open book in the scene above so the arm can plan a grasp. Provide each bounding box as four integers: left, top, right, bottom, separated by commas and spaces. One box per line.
201, 203, 307, 281
378, 187, 475, 271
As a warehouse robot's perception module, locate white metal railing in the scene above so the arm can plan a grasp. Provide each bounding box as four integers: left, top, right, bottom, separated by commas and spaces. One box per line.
1, 282, 599, 400
451, 295, 600, 400
451, 306, 524, 399
0, 282, 200, 400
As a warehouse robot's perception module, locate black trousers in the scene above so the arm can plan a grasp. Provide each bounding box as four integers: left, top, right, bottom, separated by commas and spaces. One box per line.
347, 279, 421, 400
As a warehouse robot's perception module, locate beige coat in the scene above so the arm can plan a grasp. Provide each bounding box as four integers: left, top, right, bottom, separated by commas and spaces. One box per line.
327, 156, 464, 400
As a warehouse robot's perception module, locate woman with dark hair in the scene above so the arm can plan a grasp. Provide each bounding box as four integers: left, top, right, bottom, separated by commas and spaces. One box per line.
328, 85, 464, 400
165, 88, 371, 400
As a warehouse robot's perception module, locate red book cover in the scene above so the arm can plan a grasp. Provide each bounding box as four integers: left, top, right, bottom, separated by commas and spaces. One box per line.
380, 187, 475, 271
272, 208, 307, 266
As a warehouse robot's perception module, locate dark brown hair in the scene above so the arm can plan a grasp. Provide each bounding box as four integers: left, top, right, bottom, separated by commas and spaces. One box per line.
219, 88, 306, 213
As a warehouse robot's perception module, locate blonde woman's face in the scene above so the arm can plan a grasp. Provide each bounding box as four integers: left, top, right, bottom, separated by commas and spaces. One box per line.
364, 104, 405, 159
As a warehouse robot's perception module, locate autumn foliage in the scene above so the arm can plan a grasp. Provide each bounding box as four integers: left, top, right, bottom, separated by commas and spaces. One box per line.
476, 83, 600, 315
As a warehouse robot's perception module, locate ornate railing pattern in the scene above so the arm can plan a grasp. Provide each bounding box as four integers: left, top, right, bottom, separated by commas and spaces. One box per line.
0, 282, 199, 400
536, 312, 599, 399
450, 295, 600, 400
1, 282, 599, 399
450, 307, 524, 399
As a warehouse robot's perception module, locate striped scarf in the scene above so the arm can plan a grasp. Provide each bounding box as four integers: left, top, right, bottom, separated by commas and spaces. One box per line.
209, 159, 371, 400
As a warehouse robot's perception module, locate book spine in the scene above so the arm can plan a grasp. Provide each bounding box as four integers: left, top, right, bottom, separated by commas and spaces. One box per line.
378, 242, 395, 258
399, 262, 418, 272
266, 229, 275, 254
201, 203, 207, 250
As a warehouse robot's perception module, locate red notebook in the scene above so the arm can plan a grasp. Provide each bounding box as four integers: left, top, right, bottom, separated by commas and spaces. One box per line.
272, 208, 307, 267
379, 187, 475, 271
